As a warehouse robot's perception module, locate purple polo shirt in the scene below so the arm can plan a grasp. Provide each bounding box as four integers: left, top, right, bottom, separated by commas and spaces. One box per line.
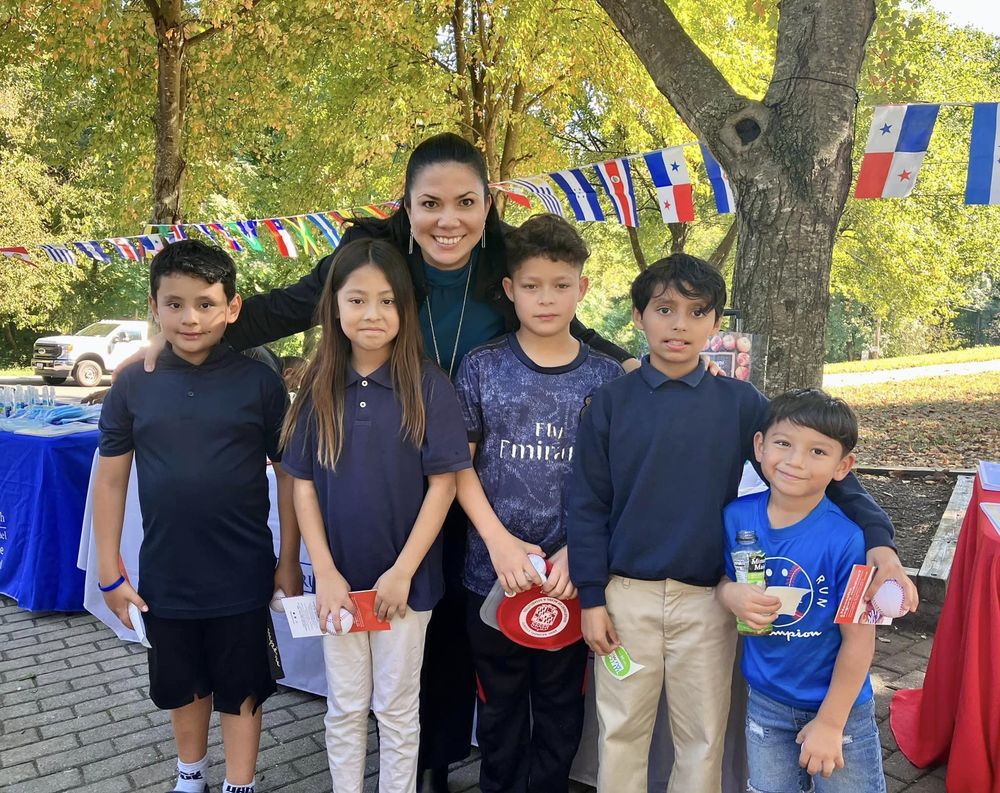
282, 361, 471, 611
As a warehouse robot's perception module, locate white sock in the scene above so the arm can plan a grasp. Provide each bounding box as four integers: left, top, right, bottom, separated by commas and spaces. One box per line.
174, 755, 208, 792
222, 779, 255, 793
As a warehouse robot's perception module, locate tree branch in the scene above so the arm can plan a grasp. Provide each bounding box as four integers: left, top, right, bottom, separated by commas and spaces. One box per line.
186, 0, 271, 49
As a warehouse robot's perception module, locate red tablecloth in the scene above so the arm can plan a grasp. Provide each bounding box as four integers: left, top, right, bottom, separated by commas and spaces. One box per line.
890, 474, 1000, 793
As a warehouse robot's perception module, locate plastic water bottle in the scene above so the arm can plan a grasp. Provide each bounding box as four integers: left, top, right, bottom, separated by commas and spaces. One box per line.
732, 530, 771, 635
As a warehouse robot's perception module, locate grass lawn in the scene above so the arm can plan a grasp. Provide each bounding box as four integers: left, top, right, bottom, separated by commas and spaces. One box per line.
824, 345, 1000, 375
829, 371, 1000, 469
0, 367, 31, 377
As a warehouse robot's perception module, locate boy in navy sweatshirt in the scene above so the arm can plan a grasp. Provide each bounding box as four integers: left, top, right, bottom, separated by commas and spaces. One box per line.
566, 254, 912, 793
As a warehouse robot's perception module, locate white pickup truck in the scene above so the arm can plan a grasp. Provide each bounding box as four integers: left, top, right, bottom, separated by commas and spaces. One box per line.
32, 320, 148, 387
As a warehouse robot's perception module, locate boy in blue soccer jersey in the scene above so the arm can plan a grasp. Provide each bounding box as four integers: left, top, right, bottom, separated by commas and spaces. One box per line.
453, 214, 624, 793
719, 388, 886, 793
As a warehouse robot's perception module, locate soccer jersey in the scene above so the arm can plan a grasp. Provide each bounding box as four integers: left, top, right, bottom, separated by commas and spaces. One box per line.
454, 333, 623, 596
723, 490, 874, 710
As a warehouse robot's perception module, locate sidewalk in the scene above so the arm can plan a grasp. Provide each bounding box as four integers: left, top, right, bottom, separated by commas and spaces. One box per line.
0, 596, 944, 792
823, 358, 1000, 387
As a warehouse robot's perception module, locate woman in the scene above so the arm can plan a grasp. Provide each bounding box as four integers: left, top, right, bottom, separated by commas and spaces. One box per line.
218, 133, 637, 791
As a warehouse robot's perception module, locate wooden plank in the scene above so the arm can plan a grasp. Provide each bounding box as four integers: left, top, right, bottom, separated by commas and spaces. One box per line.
855, 465, 975, 476
917, 475, 974, 604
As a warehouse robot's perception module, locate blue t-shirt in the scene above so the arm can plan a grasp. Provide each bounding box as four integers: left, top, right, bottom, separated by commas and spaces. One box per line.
723, 490, 873, 710
281, 361, 471, 611
99, 343, 288, 619
454, 334, 624, 596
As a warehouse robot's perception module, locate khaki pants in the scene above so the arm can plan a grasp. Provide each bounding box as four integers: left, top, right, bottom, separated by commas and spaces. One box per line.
321, 608, 432, 793
595, 576, 737, 793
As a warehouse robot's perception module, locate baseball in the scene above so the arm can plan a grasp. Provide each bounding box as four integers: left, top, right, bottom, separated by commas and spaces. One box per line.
872, 579, 908, 618
325, 608, 355, 635
270, 588, 286, 613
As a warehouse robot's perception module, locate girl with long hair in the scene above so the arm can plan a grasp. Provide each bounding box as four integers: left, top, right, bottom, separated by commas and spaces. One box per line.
280, 238, 471, 793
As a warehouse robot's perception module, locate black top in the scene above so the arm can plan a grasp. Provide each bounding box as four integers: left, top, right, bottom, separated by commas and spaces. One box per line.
224, 224, 633, 365
568, 357, 895, 608
99, 344, 289, 618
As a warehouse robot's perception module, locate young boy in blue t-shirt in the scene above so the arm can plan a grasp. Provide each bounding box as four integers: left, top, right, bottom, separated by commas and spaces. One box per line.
720, 388, 886, 793
453, 214, 623, 793
94, 241, 299, 793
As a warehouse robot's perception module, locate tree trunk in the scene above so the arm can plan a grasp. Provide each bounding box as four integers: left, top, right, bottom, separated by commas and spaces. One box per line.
149, 1, 186, 225
595, 0, 875, 393
627, 226, 647, 271
708, 220, 737, 267
667, 222, 690, 254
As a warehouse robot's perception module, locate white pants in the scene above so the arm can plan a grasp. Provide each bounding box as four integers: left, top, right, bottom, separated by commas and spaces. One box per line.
321, 608, 432, 793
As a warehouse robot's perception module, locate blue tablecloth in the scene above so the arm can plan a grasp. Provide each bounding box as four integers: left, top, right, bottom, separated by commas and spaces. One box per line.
0, 430, 99, 611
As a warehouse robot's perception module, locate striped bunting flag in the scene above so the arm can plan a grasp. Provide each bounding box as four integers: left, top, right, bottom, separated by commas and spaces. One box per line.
73, 241, 110, 263
263, 218, 298, 258
508, 178, 566, 217
594, 158, 639, 227
965, 103, 1000, 205
698, 144, 735, 214
211, 224, 243, 252
307, 213, 342, 247
40, 244, 77, 265
550, 169, 605, 221
108, 238, 141, 262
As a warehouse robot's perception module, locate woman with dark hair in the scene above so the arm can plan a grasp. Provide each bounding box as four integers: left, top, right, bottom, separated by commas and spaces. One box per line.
136, 133, 638, 791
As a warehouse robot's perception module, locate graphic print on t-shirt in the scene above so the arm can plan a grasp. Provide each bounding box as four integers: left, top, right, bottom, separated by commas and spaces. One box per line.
764, 555, 833, 634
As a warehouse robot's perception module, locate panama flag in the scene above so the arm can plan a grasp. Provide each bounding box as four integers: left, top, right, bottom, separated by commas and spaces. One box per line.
73, 240, 110, 263
40, 245, 77, 265
139, 235, 166, 255
699, 144, 736, 214
550, 169, 605, 221
507, 178, 565, 217
855, 104, 939, 199
307, 213, 342, 247
263, 218, 298, 258
594, 159, 640, 227
643, 147, 695, 223
108, 238, 141, 262
965, 103, 1000, 205
210, 224, 243, 252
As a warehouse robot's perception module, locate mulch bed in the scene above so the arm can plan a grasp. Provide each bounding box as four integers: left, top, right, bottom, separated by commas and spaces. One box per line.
856, 472, 956, 570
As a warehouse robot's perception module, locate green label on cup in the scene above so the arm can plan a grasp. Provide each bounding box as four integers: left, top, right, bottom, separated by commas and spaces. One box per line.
602, 646, 643, 680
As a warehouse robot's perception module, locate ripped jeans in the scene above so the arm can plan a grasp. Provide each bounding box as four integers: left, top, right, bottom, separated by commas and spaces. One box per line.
745, 687, 886, 793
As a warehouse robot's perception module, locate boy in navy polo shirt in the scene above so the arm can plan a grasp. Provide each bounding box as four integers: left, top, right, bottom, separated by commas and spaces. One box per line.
454, 214, 623, 793
720, 389, 885, 792
567, 254, 908, 793
94, 241, 297, 793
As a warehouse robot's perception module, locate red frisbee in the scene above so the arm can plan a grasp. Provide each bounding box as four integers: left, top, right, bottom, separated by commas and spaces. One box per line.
495, 562, 583, 650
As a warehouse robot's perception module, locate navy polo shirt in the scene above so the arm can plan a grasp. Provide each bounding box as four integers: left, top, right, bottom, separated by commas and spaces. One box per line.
281, 361, 471, 611
99, 343, 289, 619
567, 356, 895, 608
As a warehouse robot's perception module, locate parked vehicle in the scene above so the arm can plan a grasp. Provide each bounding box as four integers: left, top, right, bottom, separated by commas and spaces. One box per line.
32, 320, 148, 387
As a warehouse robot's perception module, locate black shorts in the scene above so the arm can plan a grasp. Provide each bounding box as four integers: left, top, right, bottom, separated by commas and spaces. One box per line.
144, 606, 283, 715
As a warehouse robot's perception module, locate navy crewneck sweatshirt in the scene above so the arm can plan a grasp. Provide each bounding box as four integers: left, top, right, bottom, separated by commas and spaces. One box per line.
567, 357, 894, 609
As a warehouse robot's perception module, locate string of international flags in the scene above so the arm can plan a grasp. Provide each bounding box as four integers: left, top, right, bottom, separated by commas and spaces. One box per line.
2, 102, 998, 267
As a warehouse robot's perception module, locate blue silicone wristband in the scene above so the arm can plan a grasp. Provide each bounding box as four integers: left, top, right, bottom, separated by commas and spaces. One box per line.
98, 575, 126, 593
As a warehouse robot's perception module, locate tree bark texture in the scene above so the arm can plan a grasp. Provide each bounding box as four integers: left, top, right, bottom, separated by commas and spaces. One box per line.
148, 0, 186, 225
596, 0, 875, 393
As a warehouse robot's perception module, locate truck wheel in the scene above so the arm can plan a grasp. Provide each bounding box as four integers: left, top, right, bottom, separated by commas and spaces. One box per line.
42, 376, 68, 385
74, 360, 103, 388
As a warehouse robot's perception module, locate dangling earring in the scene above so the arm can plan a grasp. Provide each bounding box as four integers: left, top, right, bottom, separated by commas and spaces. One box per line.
481, 228, 487, 249
408, 231, 414, 255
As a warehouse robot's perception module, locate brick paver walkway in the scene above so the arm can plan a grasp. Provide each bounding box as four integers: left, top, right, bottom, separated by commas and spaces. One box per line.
1, 596, 946, 792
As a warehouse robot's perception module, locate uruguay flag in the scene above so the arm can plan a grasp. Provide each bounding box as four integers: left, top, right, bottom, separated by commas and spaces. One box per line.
855, 104, 939, 199
699, 144, 735, 214
40, 245, 77, 265
594, 159, 639, 227
307, 213, 342, 247
550, 169, 605, 221
643, 147, 695, 223
965, 103, 1000, 205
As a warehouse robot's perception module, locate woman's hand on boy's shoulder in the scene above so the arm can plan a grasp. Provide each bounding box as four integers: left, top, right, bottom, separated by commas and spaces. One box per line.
796, 716, 846, 778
